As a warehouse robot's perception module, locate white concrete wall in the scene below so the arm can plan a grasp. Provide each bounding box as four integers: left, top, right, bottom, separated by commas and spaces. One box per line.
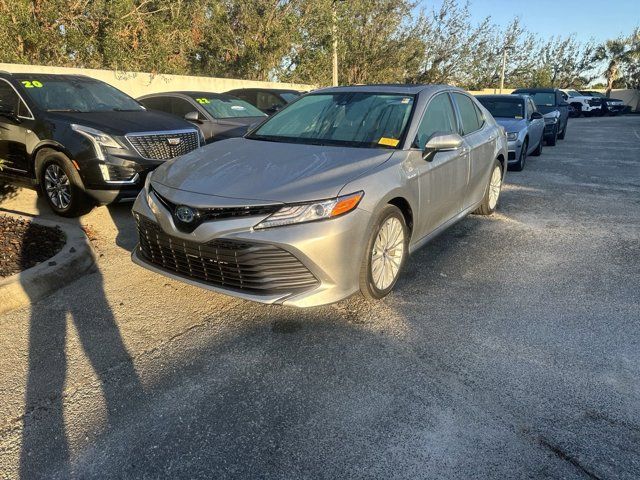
0, 63, 315, 98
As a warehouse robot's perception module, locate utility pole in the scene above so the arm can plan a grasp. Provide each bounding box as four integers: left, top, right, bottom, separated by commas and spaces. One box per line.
332, 0, 339, 86
499, 48, 507, 94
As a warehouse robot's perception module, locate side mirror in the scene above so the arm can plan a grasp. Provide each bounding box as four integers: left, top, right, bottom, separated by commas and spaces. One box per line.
266, 104, 281, 115
423, 133, 463, 160
531, 111, 543, 120
184, 111, 202, 123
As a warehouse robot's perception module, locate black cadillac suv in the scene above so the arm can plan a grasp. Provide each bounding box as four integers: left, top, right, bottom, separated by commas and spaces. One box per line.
0, 72, 202, 216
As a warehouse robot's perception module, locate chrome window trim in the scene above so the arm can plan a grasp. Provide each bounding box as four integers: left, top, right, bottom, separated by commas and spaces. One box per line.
0, 77, 35, 120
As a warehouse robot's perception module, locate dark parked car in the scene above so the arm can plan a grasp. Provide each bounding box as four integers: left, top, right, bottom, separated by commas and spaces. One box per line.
224, 88, 302, 115
476, 94, 544, 171
579, 90, 627, 115
512, 88, 569, 145
0, 72, 202, 216
138, 91, 267, 143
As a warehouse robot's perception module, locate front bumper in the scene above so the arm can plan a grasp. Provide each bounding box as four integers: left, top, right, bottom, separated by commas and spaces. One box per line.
507, 140, 520, 163
131, 189, 372, 307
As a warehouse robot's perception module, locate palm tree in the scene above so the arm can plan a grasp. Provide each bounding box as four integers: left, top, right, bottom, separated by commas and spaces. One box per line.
593, 38, 629, 97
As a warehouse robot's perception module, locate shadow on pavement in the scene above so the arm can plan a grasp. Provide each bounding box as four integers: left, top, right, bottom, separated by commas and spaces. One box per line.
18, 213, 145, 478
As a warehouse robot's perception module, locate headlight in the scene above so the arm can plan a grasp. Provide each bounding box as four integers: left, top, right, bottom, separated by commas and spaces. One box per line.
545, 116, 559, 124
255, 191, 363, 229
506, 132, 518, 141
72, 124, 122, 160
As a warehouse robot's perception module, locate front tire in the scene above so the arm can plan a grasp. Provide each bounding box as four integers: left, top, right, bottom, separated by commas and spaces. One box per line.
558, 123, 567, 140
359, 205, 408, 300
474, 160, 503, 216
511, 139, 527, 171
546, 126, 558, 146
40, 152, 92, 217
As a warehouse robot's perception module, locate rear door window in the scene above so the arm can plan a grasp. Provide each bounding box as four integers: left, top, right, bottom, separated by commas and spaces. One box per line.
452, 93, 482, 135
140, 96, 172, 113
0, 82, 19, 114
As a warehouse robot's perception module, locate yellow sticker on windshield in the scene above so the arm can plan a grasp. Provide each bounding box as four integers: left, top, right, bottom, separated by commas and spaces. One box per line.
514, 115, 523, 119
195, 98, 211, 104
21, 80, 43, 88
401, 97, 410, 104
378, 137, 400, 147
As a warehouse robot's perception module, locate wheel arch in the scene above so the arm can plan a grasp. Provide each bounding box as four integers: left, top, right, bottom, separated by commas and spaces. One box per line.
387, 196, 414, 235
33, 142, 74, 185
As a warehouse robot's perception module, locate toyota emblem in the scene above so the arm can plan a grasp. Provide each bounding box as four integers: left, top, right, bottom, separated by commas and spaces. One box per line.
175, 205, 196, 223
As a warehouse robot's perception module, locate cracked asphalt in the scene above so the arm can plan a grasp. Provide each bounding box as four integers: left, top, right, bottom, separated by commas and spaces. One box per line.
0, 115, 639, 479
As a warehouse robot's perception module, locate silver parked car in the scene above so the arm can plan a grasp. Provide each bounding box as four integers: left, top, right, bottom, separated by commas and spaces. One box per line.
476, 94, 544, 171
132, 85, 508, 307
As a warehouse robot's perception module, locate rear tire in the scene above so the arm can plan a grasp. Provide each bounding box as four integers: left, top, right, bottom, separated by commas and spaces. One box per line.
359, 205, 408, 300
474, 160, 503, 216
39, 151, 92, 217
546, 126, 558, 146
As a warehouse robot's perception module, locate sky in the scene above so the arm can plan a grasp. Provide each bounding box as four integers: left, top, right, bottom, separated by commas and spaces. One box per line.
421, 0, 640, 44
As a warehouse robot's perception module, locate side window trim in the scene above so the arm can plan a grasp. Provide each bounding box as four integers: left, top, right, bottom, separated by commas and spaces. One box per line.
0, 78, 35, 120
451, 91, 483, 137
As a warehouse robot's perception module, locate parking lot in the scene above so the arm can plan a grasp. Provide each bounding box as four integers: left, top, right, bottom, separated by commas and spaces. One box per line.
0, 115, 639, 478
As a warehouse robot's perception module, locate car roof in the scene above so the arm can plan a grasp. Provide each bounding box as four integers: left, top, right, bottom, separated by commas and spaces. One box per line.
312, 84, 457, 95
139, 91, 236, 99
226, 88, 301, 94
476, 94, 528, 101
4, 73, 99, 82
512, 88, 557, 93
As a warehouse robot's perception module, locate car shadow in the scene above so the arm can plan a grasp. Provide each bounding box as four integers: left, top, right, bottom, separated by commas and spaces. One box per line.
18, 214, 146, 479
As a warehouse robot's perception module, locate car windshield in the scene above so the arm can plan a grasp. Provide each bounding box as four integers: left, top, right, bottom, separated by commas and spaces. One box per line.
17, 77, 143, 112
566, 90, 581, 97
280, 92, 300, 102
585, 91, 605, 98
248, 92, 415, 149
477, 98, 524, 119
524, 92, 556, 107
190, 95, 266, 119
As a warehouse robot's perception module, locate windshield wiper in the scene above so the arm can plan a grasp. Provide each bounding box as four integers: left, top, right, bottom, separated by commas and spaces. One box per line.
47, 108, 82, 112
112, 108, 142, 112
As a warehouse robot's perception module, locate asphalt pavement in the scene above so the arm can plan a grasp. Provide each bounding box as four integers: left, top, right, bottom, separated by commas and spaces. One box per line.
0, 115, 639, 479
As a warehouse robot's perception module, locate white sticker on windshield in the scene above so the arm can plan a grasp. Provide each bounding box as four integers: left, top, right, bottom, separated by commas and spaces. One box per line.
231, 105, 246, 110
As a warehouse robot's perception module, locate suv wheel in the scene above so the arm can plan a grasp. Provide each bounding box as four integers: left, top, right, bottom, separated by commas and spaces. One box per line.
40, 152, 92, 217
359, 205, 408, 300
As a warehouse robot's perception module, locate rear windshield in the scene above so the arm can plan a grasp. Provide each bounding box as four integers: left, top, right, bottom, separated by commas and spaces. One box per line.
477, 98, 524, 119
190, 95, 266, 119
522, 92, 556, 107
248, 92, 415, 149
16, 76, 143, 112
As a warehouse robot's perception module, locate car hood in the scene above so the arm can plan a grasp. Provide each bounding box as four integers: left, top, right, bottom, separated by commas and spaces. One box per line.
494, 118, 527, 133
48, 110, 195, 136
543, 110, 560, 119
536, 105, 559, 115
151, 138, 394, 204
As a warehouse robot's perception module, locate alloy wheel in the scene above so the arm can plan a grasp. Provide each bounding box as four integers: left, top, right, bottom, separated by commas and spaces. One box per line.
488, 165, 502, 210
371, 216, 405, 290
44, 164, 72, 210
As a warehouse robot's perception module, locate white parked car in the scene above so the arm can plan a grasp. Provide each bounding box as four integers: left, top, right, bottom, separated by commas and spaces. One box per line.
559, 89, 603, 117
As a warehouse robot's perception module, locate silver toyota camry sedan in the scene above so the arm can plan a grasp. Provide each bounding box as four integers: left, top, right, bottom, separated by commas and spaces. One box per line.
131, 85, 507, 307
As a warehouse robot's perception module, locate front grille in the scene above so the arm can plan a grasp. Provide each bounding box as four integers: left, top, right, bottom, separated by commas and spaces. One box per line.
136, 217, 318, 294
588, 98, 602, 106
152, 188, 280, 233
126, 130, 199, 160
